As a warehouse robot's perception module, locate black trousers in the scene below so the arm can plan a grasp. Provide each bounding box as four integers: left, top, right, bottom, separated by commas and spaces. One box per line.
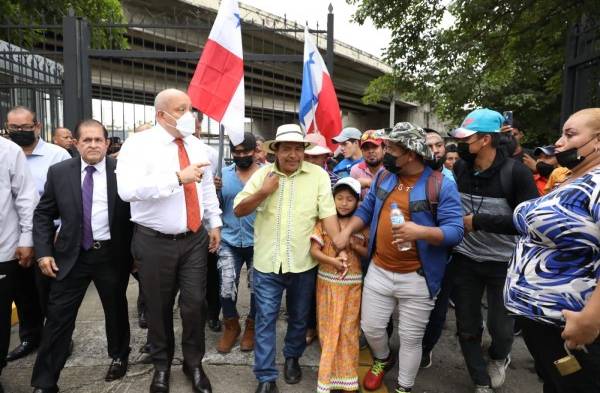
31, 244, 130, 389
134, 225, 209, 371
519, 316, 600, 393
13, 264, 44, 343
0, 260, 20, 372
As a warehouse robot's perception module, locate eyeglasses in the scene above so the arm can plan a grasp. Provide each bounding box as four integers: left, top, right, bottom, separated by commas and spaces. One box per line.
6, 123, 36, 132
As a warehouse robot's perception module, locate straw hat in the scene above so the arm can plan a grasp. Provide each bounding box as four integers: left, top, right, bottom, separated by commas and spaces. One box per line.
263, 124, 314, 153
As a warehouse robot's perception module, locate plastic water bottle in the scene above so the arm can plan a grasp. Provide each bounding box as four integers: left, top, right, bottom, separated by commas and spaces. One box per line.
390, 202, 411, 251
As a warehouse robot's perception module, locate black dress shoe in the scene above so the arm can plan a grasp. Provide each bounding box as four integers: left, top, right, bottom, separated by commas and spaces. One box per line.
31, 387, 59, 393
182, 364, 211, 393
206, 319, 221, 332
283, 357, 301, 384
67, 340, 74, 358
6, 340, 39, 362
105, 357, 128, 381
138, 310, 148, 329
150, 369, 169, 393
254, 381, 279, 393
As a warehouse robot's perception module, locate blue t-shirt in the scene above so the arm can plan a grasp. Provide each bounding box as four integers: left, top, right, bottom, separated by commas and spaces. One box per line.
333, 157, 363, 178
220, 164, 257, 248
504, 168, 600, 325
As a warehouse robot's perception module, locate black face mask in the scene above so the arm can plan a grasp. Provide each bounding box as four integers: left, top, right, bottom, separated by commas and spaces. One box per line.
457, 142, 477, 165
233, 155, 254, 169
383, 152, 401, 174
556, 138, 596, 169
536, 162, 555, 178
425, 154, 446, 171
9, 131, 36, 146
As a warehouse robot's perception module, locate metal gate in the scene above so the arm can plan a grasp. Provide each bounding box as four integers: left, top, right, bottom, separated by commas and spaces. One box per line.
0, 4, 334, 144
561, 17, 600, 125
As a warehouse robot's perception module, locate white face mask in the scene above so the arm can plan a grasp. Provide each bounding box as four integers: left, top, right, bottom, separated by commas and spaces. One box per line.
165, 111, 196, 137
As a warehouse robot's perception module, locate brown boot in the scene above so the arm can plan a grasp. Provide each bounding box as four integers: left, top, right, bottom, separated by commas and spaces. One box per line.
217, 317, 241, 353
239, 318, 255, 352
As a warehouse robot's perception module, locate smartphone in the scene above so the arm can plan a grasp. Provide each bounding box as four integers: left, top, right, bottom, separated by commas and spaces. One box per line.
503, 111, 513, 127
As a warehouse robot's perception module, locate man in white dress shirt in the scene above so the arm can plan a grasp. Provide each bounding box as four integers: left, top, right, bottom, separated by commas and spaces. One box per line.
117, 88, 222, 393
31, 120, 132, 393
5, 106, 70, 363
0, 137, 38, 393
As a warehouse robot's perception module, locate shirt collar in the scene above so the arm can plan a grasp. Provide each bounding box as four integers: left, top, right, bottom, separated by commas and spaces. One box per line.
81, 157, 106, 174
272, 161, 310, 177
29, 138, 47, 156
155, 123, 190, 145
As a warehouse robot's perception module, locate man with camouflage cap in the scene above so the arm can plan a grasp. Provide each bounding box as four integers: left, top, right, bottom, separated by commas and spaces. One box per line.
334, 122, 464, 393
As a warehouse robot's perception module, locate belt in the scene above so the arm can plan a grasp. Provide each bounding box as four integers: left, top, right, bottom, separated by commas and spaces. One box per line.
136, 224, 194, 240
85, 240, 111, 250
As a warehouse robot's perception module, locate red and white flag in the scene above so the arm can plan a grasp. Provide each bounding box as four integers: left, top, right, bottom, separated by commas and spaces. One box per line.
188, 0, 245, 146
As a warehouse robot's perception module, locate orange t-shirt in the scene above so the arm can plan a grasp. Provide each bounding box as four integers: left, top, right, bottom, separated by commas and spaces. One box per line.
373, 173, 421, 273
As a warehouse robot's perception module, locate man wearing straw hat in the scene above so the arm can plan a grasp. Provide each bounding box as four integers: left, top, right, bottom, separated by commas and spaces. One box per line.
234, 124, 340, 393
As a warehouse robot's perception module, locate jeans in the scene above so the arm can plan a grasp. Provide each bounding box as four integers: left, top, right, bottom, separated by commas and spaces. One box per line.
253, 267, 317, 382
422, 257, 456, 354
217, 243, 255, 320
453, 253, 514, 387
361, 264, 435, 388
519, 316, 600, 393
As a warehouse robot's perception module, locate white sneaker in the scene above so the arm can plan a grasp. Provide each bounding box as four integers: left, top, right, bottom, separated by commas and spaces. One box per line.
474, 385, 494, 393
487, 355, 511, 388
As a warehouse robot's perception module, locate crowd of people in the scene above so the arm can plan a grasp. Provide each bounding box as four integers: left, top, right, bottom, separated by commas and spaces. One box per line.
1, 87, 599, 393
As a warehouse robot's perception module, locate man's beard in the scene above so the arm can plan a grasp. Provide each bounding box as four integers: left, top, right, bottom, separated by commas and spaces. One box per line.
366, 158, 382, 168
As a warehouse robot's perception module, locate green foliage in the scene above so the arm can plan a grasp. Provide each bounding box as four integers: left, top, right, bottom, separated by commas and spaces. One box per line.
0, 0, 127, 49
349, 0, 600, 145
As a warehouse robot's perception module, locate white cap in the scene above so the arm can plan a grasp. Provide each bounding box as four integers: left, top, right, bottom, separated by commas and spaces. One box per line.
333, 177, 361, 197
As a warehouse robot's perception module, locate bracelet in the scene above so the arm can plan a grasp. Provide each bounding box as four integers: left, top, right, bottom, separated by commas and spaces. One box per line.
175, 171, 183, 186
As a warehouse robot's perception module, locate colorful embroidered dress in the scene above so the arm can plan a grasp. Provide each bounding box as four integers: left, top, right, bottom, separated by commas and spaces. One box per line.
311, 222, 366, 393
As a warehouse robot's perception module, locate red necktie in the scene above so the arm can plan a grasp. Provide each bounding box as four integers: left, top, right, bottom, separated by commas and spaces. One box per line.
175, 139, 201, 232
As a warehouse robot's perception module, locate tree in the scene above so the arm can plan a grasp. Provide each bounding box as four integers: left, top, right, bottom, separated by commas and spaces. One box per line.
349, 0, 600, 145
0, 0, 126, 48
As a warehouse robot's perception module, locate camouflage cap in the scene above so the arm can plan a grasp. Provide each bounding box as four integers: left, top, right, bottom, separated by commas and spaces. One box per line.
383, 122, 434, 160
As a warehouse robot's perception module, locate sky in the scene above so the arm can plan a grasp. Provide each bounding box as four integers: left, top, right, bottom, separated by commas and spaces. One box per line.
241, 0, 392, 58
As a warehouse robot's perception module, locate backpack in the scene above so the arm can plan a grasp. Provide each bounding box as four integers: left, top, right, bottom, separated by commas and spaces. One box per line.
374, 169, 444, 222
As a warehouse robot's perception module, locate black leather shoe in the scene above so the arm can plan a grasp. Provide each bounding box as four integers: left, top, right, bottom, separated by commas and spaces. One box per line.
206, 319, 221, 332
32, 387, 59, 393
105, 357, 128, 381
283, 357, 302, 384
66, 340, 74, 359
138, 310, 148, 329
149, 369, 169, 393
254, 381, 279, 393
7, 340, 39, 362
182, 364, 211, 393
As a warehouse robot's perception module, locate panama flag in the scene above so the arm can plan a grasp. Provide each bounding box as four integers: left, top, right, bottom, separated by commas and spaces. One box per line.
299, 26, 341, 152
188, 0, 245, 146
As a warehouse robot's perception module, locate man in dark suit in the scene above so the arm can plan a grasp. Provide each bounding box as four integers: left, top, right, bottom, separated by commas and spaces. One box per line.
30, 119, 132, 393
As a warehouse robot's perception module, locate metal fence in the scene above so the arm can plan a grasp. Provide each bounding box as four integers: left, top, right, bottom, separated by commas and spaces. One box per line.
561, 16, 600, 125
0, 5, 334, 144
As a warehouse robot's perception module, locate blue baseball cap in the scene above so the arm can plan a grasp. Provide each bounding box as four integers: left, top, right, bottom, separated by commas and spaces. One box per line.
452, 108, 505, 139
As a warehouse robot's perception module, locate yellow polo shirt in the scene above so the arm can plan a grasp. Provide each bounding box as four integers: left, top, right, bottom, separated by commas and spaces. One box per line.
234, 162, 336, 274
